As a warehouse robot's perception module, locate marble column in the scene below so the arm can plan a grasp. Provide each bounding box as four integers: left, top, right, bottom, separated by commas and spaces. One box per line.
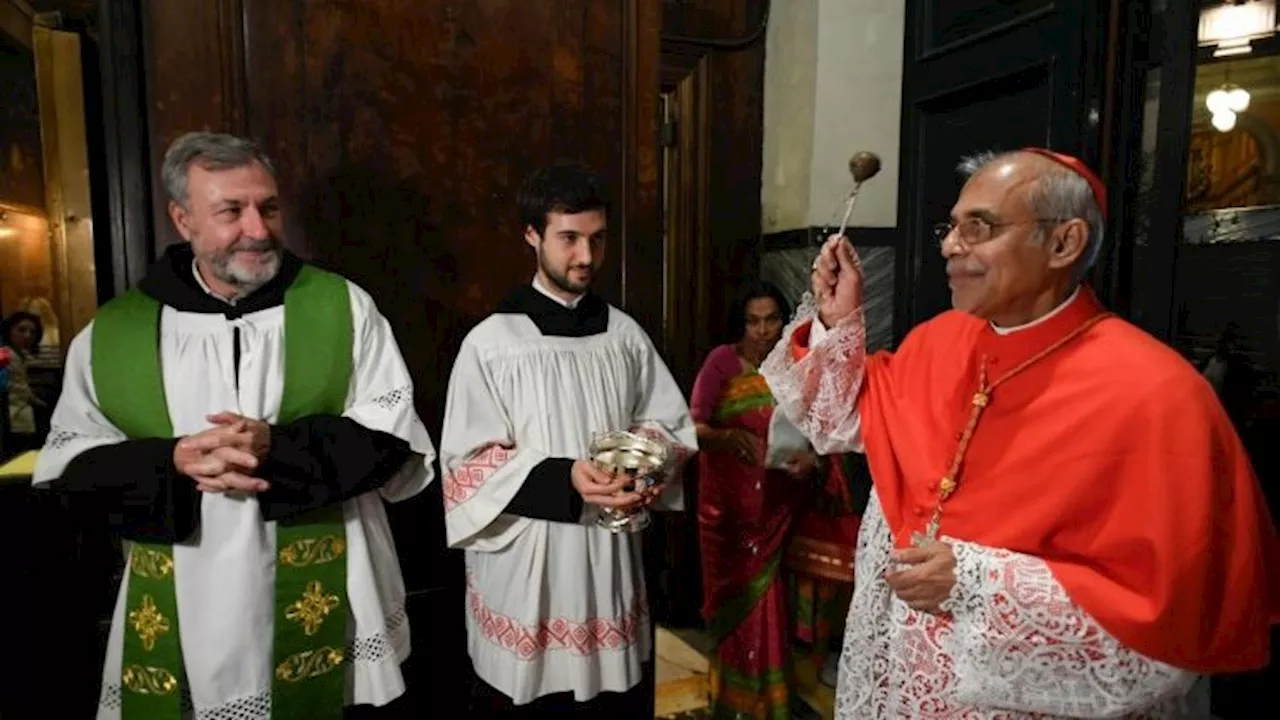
760, 245, 895, 352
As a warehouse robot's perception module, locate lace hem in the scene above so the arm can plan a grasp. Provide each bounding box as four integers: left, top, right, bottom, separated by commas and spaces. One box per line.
834, 495, 1201, 719
759, 291, 867, 455
45, 423, 118, 451
370, 385, 412, 412
942, 540, 1196, 717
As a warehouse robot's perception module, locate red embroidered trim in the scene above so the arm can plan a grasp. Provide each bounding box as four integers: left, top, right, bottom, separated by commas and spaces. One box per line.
466, 573, 648, 660
444, 444, 514, 511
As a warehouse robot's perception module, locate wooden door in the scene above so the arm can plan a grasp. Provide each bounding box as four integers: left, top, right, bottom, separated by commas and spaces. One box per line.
894, 0, 1110, 336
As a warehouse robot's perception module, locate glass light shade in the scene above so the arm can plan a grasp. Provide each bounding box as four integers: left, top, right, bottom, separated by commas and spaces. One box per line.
1212, 110, 1238, 132
1207, 88, 1232, 114
1228, 87, 1252, 112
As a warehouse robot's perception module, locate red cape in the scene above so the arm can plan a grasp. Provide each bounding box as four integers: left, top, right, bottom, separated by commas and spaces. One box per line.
794, 288, 1280, 673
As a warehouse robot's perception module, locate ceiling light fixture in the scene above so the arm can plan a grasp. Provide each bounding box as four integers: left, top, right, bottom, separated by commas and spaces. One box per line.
1199, 0, 1279, 57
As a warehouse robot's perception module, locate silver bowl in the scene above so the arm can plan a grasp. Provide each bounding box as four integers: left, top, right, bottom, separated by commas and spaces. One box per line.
588, 430, 669, 533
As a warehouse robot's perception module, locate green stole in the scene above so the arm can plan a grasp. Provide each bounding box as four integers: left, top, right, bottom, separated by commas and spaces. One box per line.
92, 265, 354, 720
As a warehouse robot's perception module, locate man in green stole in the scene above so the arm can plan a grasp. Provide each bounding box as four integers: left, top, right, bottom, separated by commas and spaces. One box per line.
32, 132, 436, 720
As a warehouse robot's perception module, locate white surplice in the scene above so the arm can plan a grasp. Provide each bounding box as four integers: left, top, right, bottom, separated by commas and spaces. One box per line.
438, 290, 696, 705
761, 294, 1207, 719
33, 280, 436, 720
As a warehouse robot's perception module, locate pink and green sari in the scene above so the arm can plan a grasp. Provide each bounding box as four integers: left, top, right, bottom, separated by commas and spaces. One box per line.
691, 345, 804, 719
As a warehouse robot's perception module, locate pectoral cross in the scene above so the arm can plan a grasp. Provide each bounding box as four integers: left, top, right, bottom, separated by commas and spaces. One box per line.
911, 516, 940, 548
911, 388, 988, 548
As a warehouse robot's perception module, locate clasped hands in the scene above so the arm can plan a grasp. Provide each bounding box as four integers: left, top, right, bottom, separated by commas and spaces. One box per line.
172, 411, 272, 494
884, 539, 956, 615
570, 459, 665, 513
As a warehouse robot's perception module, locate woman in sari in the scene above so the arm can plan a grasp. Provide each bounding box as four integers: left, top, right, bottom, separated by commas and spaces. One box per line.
692, 282, 818, 719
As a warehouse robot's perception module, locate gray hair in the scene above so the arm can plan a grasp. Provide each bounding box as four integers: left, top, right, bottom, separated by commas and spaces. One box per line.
957, 150, 1105, 277
161, 132, 277, 207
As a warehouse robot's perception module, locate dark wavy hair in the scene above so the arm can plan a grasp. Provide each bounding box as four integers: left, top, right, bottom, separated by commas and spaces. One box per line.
1, 311, 43, 354
726, 282, 791, 342
517, 159, 611, 237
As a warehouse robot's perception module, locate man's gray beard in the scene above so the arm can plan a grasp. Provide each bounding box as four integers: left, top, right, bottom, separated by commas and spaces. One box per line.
211, 247, 281, 296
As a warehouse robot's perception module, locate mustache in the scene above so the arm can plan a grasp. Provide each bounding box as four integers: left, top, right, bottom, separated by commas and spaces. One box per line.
229, 237, 280, 253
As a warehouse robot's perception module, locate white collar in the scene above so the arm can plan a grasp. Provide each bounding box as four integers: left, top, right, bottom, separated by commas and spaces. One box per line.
990, 286, 1079, 336
532, 275, 583, 309
192, 259, 239, 306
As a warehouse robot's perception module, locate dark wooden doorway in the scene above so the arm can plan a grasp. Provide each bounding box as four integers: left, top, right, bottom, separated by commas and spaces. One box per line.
893, 0, 1111, 337
1114, 1, 1280, 713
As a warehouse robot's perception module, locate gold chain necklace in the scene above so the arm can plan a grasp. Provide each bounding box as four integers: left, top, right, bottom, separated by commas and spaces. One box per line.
912, 312, 1115, 546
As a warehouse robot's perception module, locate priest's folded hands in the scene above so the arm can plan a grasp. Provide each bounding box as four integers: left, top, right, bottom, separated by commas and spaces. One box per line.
170, 412, 272, 494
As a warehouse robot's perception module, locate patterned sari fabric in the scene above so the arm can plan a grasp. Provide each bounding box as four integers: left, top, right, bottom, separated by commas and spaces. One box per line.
786, 454, 865, 662
692, 345, 806, 720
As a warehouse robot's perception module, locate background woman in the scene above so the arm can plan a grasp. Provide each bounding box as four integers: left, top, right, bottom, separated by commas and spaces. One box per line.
1, 311, 47, 448
691, 282, 818, 719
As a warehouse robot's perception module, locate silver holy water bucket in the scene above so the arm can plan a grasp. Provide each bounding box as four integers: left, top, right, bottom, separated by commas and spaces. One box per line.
588, 430, 669, 533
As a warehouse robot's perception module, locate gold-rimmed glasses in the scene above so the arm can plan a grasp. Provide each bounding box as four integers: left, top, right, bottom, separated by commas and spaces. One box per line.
932, 217, 1071, 248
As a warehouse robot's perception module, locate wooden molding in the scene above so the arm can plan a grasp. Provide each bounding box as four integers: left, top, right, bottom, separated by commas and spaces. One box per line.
621, 0, 665, 340
96, 0, 154, 295
661, 56, 712, 389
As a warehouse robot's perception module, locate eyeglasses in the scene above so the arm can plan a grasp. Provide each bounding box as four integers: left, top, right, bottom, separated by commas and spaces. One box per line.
932, 217, 1071, 247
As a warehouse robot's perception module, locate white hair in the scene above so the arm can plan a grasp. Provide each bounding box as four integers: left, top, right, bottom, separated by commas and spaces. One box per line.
161, 132, 277, 208
957, 150, 1105, 277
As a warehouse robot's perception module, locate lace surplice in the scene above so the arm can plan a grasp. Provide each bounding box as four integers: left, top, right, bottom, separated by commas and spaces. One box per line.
837, 494, 1205, 719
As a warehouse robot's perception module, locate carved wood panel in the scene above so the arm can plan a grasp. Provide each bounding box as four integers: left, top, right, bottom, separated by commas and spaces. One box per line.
921, 0, 1054, 56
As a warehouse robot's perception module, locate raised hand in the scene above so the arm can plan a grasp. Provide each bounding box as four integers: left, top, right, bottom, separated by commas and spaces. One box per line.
811, 234, 863, 328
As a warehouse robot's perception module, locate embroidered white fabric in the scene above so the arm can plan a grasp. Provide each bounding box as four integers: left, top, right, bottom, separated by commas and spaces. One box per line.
759, 291, 867, 456
836, 494, 1206, 719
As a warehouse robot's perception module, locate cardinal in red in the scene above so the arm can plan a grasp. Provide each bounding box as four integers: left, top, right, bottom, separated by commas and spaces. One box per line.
761, 148, 1280, 718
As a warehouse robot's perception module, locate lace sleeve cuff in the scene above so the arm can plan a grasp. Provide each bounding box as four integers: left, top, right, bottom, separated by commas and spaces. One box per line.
760, 291, 867, 455
941, 539, 1198, 717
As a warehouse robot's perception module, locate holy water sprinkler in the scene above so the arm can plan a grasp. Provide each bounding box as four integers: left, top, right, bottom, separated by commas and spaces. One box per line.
835, 151, 883, 238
